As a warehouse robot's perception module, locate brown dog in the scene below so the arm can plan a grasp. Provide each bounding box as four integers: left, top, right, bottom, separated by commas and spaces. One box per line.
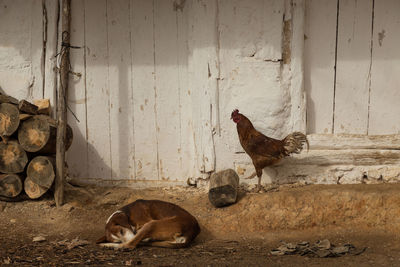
96, 199, 200, 249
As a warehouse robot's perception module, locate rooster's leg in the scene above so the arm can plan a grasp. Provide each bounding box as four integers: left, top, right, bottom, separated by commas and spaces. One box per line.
253, 168, 262, 191
244, 172, 257, 180
257, 176, 262, 190
256, 168, 262, 191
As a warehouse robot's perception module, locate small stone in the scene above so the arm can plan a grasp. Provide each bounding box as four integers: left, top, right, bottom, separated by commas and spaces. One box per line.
10, 219, 16, 223
33, 236, 47, 242
208, 169, 239, 208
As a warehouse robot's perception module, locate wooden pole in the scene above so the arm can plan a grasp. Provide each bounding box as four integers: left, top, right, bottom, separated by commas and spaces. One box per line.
55, 0, 71, 207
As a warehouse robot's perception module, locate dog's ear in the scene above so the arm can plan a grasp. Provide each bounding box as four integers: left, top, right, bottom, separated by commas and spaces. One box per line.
96, 235, 107, 244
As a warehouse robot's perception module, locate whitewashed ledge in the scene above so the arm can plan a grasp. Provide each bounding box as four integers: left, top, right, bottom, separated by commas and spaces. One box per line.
70, 134, 400, 188
233, 134, 400, 186
307, 134, 400, 150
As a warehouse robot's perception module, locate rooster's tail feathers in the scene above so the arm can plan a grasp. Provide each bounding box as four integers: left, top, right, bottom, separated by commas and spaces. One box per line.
283, 132, 309, 155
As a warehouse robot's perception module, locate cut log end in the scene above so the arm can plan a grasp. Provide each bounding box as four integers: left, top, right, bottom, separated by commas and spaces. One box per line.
18, 115, 52, 153
0, 103, 20, 136
27, 156, 55, 189
24, 176, 48, 199
0, 174, 23, 198
33, 99, 51, 116
18, 115, 73, 154
0, 140, 28, 174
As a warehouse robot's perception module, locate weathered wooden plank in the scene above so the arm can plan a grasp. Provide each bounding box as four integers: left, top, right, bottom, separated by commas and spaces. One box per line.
84, 0, 111, 179
43, 0, 59, 116
107, 0, 135, 180
0, 0, 36, 100
66, 0, 88, 178
304, 0, 338, 134
288, 0, 306, 133
130, 0, 158, 180
187, 0, 218, 175
176, 1, 194, 179
154, 0, 182, 181
308, 134, 400, 150
30, 0, 45, 101
334, 0, 372, 134
369, 0, 400, 134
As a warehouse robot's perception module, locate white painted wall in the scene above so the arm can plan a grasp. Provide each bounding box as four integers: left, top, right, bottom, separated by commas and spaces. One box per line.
1, 0, 400, 187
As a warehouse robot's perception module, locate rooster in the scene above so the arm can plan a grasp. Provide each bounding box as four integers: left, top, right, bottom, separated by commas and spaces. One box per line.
231, 109, 308, 190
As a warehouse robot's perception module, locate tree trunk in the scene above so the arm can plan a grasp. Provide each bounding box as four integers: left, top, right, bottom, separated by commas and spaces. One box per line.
0, 173, 23, 198
55, 0, 71, 207
18, 115, 73, 154
0, 140, 28, 174
18, 100, 38, 115
208, 169, 239, 208
0, 103, 20, 136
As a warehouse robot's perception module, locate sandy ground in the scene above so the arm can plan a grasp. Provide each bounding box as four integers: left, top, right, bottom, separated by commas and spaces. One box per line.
1, 183, 400, 266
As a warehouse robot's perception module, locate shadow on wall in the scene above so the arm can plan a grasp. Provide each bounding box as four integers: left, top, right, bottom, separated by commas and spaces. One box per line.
66, 125, 117, 180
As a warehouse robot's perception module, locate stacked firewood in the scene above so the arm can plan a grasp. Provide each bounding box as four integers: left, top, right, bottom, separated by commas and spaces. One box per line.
0, 94, 72, 200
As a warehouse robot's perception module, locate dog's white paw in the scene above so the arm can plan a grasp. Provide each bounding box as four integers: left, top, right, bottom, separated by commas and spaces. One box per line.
99, 243, 123, 249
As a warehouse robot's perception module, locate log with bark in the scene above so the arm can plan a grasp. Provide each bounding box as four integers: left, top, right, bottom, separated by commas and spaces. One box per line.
33, 99, 51, 116
18, 115, 73, 154
0, 94, 19, 105
0, 140, 28, 174
24, 156, 55, 199
19, 113, 33, 121
18, 100, 38, 115
0, 173, 23, 198
0, 103, 20, 136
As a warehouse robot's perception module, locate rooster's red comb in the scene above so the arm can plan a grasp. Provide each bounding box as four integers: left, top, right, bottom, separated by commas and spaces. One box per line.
231, 109, 239, 119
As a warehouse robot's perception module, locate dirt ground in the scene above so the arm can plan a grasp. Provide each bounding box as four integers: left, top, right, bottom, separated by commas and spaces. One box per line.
1, 183, 400, 266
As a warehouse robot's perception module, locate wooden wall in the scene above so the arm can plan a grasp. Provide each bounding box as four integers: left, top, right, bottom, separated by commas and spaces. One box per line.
66, 0, 294, 182
67, 0, 197, 181
305, 0, 400, 135
2, 0, 400, 185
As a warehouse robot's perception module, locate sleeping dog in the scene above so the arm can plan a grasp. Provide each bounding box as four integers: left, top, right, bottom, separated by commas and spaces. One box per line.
96, 199, 200, 249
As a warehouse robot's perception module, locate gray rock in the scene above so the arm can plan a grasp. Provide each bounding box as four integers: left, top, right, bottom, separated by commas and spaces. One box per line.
208, 169, 239, 208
